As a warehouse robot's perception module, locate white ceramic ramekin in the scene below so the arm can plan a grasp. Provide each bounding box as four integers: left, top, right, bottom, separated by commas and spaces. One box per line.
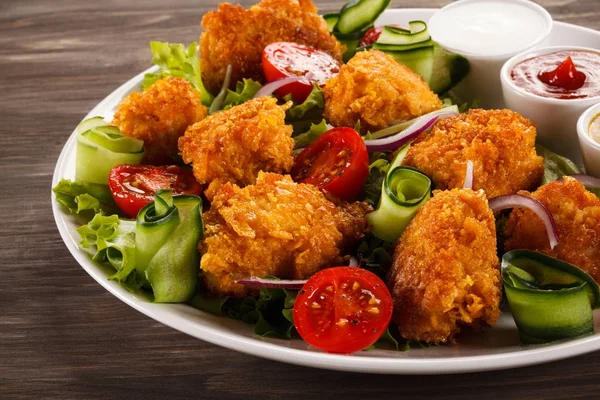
429, 0, 553, 109
577, 102, 600, 177
501, 46, 600, 166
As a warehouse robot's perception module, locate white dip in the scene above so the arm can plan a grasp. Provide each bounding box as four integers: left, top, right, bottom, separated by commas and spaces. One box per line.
428, 0, 551, 57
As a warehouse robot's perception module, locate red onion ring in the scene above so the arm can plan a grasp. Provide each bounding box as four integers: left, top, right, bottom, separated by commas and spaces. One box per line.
348, 256, 359, 267
561, 174, 600, 189
253, 76, 306, 98
363, 110, 458, 152
463, 160, 474, 189
488, 194, 559, 249
236, 276, 307, 289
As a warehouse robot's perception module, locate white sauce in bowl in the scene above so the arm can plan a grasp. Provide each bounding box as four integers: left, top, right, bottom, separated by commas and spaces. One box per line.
429, 0, 552, 57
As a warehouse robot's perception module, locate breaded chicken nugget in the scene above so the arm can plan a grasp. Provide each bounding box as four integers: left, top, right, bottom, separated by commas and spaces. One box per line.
200, 172, 371, 297
404, 109, 544, 198
112, 77, 207, 158
504, 177, 600, 282
178, 97, 294, 187
323, 50, 442, 132
200, 0, 344, 94
388, 188, 501, 344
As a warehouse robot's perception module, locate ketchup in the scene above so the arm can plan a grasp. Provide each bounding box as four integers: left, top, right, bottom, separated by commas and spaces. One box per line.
537, 56, 586, 91
511, 50, 600, 100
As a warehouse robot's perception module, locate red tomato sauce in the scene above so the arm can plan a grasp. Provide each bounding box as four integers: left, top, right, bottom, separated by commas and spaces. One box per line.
511, 50, 600, 99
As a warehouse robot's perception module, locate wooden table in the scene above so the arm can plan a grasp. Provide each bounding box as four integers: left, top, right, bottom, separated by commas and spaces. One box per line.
2, 0, 599, 398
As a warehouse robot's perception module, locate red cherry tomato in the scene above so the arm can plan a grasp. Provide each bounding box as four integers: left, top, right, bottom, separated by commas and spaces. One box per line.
293, 267, 393, 354
108, 165, 202, 218
291, 127, 369, 201
262, 42, 340, 102
538, 56, 587, 91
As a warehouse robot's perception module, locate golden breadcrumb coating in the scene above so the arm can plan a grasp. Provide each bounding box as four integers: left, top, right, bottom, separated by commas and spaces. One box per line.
323, 50, 442, 132
112, 77, 207, 157
404, 109, 544, 198
200, 172, 371, 297
200, 0, 344, 94
504, 177, 600, 282
388, 188, 501, 344
178, 97, 294, 187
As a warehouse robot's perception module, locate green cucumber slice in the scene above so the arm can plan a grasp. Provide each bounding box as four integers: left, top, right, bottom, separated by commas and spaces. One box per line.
428, 44, 470, 94
323, 13, 339, 32
376, 21, 430, 46
367, 165, 431, 242
385, 46, 434, 82
336, 0, 390, 34
76, 116, 105, 135
75, 141, 144, 184
373, 39, 433, 52
502, 250, 600, 344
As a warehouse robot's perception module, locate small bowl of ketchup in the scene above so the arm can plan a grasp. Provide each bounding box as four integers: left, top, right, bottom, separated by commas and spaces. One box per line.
501, 46, 600, 165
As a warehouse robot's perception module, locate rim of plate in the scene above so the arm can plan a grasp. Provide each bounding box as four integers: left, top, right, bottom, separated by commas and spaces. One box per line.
52, 8, 600, 374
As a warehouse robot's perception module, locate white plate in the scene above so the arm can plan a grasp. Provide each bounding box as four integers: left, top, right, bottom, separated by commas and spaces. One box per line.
52, 9, 600, 374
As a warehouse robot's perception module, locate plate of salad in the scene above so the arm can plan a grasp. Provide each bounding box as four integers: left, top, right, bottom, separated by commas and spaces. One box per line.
52, 0, 600, 374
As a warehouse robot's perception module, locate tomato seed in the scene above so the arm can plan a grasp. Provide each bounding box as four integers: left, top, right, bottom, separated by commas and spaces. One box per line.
368, 308, 380, 314
353, 281, 360, 291
311, 302, 321, 309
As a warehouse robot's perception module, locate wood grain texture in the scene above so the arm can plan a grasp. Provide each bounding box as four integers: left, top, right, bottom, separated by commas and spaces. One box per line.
2, 0, 600, 399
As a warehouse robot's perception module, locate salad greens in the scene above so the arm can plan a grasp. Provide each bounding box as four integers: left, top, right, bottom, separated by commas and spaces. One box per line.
53, 179, 109, 216
285, 85, 326, 134
293, 119, 329, 148
536, 144, 581, 185
143, 41, 214, 107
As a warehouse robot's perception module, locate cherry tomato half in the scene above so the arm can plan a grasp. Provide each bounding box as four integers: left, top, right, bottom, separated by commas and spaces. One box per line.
291, 127, 369, 201
108, 165, 202, 218
293, 266, 393, 354
262, 42, 340, 102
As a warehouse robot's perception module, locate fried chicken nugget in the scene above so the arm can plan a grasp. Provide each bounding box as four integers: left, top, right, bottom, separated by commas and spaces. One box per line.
200, 172, 371, 297
178, 97, 294, 187
504, 177, 600, 282
404, 109, 544, 198
323, 50, 443, 132
112, 77, 207, 157
200, 0, 344, 94
388, 189, 501, 344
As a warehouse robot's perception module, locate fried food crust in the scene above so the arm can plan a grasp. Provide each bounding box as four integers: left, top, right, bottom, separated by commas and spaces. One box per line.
200, 0, 344, 94
504, 177, 600, 282
112, 77, 207, 157
404, 109, 544, 197
200, 172, 372, 297
388, 189, 501, 344
178, 97, 294, 187
323, 50, 442, 132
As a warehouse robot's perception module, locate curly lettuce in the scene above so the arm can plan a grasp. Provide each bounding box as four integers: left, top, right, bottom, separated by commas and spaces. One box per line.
293, 119, 329, 149
53, 179, 114, 216
77, 213, 141, 291
143, 41, 214, 106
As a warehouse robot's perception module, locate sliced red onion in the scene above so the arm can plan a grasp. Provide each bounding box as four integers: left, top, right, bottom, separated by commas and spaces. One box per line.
489, 194, 559, 249
348, 256, 359, 267
254, 76, 306, 98
561, 174, 600, 189
236, 276, 307, 289
363, 110, 457, 152
463, 160, 474, 189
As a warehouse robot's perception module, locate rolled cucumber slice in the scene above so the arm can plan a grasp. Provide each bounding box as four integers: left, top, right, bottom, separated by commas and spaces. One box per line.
376, 21, 430, 46
367, 164, 431, 242
336, 0, 390, 34
323, 13, 339, 32
428, 43, 470, 94
385, 46, 434, 83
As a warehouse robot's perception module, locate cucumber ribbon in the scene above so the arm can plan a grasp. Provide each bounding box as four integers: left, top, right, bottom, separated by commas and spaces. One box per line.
135, 190, 203, 303
367, 144, 431, 242
502, 250, 600, 344
75, 117, 144, 190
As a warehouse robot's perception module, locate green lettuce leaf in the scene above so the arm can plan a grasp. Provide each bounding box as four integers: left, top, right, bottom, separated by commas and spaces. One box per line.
285, 85, 325, 120
536, 144, 582, 185
189, 292, 230, 315
77, 213, 141, 292
53, 179, 113, 216
221, 79, 262, 110
143, 41, 214, 106
357, 154, 391, 207
293, 119, 329, 148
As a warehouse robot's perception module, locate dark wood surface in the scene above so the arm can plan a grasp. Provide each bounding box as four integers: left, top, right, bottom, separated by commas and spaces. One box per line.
2, 0, 600, 398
